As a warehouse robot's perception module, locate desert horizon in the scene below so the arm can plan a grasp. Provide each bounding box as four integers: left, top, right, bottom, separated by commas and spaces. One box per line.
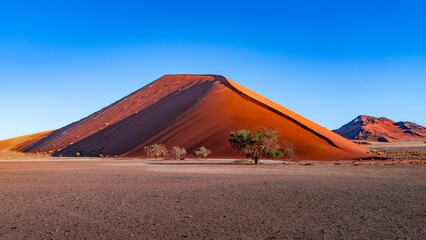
1, 1, 425, 239
1, 73, 424, 239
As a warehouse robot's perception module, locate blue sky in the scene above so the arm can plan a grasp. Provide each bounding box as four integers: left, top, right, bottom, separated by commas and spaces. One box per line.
0, 0, 425, 140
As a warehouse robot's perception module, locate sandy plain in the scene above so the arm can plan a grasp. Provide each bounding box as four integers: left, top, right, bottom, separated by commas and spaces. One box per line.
0, 157, 425, 239
365, 140, 426, 152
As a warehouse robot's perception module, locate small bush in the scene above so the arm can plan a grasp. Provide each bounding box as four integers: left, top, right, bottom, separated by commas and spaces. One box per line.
280, 141, 295, 159
193, 146, 211, 160
298, 162, 314, 166
144, 144, 168, 159
170, 146, 187, 160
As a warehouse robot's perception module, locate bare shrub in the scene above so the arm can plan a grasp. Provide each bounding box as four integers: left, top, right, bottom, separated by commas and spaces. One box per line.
193, 146, 211, 160
170, 146, 187, 160
144, 144, 168, 159
280, 141, 295, 159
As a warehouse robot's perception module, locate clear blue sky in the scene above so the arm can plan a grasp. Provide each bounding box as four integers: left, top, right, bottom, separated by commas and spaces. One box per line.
1, 0, 425, 140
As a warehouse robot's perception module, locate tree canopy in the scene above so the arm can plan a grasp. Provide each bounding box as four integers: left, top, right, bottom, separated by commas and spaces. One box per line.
229, 127, 294, 164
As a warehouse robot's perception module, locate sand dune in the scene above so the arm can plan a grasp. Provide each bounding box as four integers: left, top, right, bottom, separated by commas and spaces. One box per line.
14, 75, 371, 160
0, 130, 53, 153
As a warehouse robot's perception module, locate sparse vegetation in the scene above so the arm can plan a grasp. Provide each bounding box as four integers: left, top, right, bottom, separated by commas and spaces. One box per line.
234, 159, 252, 164
367, 149, 426, 160
280, 141, 295, 159
170, 146, 187, 160
298, 162, 314, 166
408, 161, 422, 164
193, 146, 211, 160
229, 127, 295, 164
144, 144, 168, 159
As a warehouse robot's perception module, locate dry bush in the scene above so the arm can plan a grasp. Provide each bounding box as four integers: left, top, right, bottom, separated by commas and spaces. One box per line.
193, 146, 211, 160
280, 141, 295, 159
170, 146, 187, 160
144, 144, 168, 159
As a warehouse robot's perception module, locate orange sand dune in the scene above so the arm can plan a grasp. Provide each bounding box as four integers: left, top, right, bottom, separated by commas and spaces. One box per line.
0, 130, 54, 153
18, 75, 372, 160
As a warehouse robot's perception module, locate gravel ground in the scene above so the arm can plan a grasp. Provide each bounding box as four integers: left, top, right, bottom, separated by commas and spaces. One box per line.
0, 158, 425, 239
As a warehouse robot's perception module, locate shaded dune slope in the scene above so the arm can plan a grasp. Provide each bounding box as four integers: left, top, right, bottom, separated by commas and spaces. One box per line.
20, 75, 371, 160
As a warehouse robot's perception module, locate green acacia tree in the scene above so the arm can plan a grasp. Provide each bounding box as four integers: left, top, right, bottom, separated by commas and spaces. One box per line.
229, 127, 294, 164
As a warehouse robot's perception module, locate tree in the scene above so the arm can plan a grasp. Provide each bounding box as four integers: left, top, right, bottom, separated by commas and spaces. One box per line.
193, 146, 211, 160
144, 144, 168, 159
170, 146, 187, 160
229, 127, 295, 164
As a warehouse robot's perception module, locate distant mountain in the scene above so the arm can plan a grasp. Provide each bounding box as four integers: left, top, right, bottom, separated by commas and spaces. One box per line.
333, 115, 426, 142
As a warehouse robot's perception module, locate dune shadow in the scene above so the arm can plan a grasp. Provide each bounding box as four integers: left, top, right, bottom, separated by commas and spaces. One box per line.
52, 81, 214, 156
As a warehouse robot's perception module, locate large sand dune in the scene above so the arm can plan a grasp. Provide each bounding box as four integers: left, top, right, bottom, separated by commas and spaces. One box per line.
15, 75, 371, 160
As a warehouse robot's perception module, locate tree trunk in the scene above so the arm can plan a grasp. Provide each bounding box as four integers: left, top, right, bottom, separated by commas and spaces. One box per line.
254, 156, 259, 165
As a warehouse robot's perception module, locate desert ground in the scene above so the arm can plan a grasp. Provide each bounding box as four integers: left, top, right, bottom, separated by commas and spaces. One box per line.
354, 140, 426, 160
364, 140, 426, 152
1, 157, 425, 239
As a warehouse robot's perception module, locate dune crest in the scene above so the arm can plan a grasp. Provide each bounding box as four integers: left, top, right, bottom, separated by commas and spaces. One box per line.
15, 75, 371, 160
